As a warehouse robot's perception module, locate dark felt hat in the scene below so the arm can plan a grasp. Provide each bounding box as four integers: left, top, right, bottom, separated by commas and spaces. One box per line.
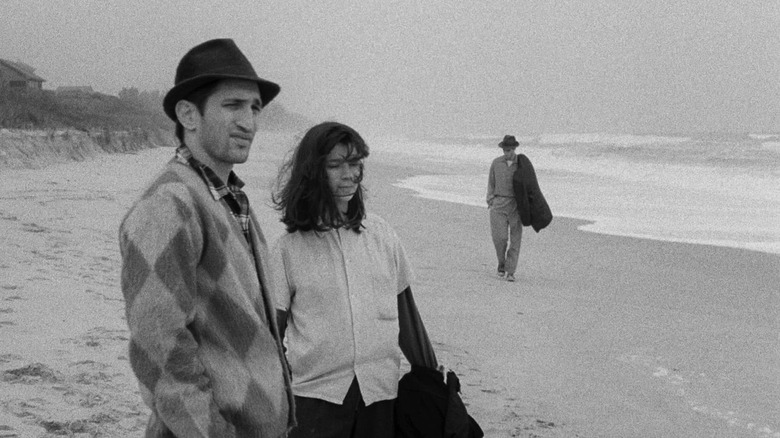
498, 135, 520, 148
162, 38, 280, 121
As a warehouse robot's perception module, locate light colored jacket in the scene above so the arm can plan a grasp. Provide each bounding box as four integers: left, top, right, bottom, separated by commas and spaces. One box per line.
486, 155, 517, 206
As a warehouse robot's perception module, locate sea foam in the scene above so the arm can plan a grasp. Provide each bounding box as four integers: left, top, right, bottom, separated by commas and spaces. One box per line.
370, 134, 780, 255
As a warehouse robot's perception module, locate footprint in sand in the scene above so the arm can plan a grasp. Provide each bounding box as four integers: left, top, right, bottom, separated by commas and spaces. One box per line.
0, 425, 18, 438
0, 308, 13, 326
21, 223, 48, 233
499, 410, 586, 438
39, 419, 93, 436
0, 212, 19, 221
62, 327, 129, 350
616, 354, 780, 437
2, 363, 61, 384
63, 389, 108, 408
0, 354, 23, 364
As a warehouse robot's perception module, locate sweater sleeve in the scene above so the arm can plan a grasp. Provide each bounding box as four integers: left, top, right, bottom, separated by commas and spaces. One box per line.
119, 186, 234, 437
269, 239, 293, 312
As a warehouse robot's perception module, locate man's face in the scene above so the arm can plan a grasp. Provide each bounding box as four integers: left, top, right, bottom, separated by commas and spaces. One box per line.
196, 79, 262, 169
502, 146, 517, 160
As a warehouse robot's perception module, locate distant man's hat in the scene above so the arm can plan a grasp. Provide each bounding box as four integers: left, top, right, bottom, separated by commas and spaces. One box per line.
162, 38, 280, 121
498, 135, 519, 148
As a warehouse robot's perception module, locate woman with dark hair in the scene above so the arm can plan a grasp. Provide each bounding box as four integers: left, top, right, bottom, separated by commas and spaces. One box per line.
271, 122, 437, 438
273, 121, 368, 233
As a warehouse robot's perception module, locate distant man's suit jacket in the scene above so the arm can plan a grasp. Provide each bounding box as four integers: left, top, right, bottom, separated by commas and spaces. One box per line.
512, 154, 553, 232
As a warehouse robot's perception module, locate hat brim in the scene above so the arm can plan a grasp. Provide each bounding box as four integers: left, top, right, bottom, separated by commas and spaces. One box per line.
163, 74, 280, 121
498, 141, 520, 148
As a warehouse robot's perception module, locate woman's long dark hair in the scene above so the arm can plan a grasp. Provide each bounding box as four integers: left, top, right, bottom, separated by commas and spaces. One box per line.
273, 122, 369, 233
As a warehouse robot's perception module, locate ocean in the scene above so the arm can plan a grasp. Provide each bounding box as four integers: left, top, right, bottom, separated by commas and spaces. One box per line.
367, 132, 780, 256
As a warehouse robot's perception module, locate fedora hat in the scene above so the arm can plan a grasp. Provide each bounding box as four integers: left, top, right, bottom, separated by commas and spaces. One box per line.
162, 38, 280, 121
498, 135, 519, 148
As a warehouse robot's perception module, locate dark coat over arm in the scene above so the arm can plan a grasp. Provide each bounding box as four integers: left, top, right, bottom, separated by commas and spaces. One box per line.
513, 154, 553, 232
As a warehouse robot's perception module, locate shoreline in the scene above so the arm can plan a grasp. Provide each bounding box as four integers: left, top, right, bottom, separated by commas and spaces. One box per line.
364, 155, 779, 437
390, 173, 780, 258
0, 140, 777, 437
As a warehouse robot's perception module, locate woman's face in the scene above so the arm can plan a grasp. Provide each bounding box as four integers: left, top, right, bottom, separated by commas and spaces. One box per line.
325, 143, 362, 213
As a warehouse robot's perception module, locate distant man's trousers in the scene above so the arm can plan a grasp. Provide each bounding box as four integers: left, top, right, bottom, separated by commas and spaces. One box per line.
489, 200, 522, 275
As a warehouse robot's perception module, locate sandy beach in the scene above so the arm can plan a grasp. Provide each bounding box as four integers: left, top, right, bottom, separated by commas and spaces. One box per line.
1, 133, 778, 437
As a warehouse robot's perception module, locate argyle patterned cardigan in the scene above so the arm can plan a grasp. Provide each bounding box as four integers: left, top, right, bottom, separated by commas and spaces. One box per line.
119, 160, 294, 437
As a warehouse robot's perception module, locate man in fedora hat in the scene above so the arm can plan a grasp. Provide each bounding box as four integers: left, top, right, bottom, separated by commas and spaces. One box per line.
119, 38, 294, 437
486, 135, 523, 282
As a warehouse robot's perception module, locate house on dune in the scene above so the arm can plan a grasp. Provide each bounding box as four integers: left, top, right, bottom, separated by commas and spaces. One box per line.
0, 59, 45, 90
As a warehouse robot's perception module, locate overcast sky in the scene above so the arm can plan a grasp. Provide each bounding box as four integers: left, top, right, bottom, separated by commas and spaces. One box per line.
2, 0, 779, 136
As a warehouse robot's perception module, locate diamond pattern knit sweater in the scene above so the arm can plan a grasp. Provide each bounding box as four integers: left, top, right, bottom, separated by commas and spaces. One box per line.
119, 160, 294, 437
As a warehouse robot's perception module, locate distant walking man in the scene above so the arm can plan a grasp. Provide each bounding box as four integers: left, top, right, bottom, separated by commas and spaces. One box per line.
486, 135, 522, 282
118, 39, 294, 437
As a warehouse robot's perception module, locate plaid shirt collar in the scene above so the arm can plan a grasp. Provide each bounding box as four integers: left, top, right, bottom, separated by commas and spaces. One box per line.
175, 145, 252, 243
